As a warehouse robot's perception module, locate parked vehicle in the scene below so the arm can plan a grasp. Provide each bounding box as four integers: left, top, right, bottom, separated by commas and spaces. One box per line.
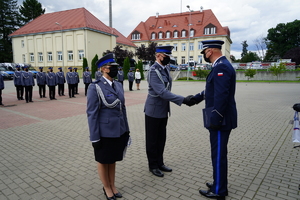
179, 64, 189, 70
169, 64, 179, 71
0, 66, 14, 80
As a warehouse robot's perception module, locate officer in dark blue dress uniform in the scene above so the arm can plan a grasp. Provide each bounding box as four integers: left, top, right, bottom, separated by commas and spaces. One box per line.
191, 40, 237, 200
36, 67, 47, 98
21, 66, 35, 103
66, 67, 76, 98
127, 69, 134, 91
144, 46, 194, 177
0, 73, 4, 106
87, 53, 129, 200
83, 67, 92, 96
74, 67, 80, 94
117, 67, 124, 86
46, 67, 57, 100
95, 68, 102, 81
56, 67, 66, 96
13, 65, 24, 100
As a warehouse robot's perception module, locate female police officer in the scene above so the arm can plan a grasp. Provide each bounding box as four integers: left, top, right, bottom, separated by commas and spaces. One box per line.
87, 53, 130, 200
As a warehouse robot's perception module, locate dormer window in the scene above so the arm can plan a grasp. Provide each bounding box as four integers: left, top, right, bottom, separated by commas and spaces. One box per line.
204, 24, 217, 35
166, 31, 170, 38
173, 25, 177, 27
151, 32, 156, 39
174, 31, 178, 38
131, 31, 141, 40
158, 32, 163, 39
181, 30, 186, 37
158, 26, 162, 29
190, 29, 195, 37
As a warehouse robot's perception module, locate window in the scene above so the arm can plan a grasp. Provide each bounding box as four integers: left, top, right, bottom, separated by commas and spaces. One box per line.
173, 43, 178, 51
189, 42, 194, 51
204, 28, 210, 35
204, 24, 217, 35
38, 52, 43, 62
30, 53, 34, 62
198, 41, 203, 50
174, 56, 177, 64
21, 40, 24, 48
68, 51, 73, 61
57, 51, 62, 61
181, 43, 186, 51
158, 32, 163, 39
181, 56, 185, 64
190, 29, 194, 37
166, 31, 170, 38
198, 55, 202, 64
174, 31, 178, 38
47, 52, 52, 62
78, 50, 84, 60
151, 33, 156, 39
189, 56, 193, 62
22, 54, 25, 63
181, 30, 186, 37
131, 33, 140, 40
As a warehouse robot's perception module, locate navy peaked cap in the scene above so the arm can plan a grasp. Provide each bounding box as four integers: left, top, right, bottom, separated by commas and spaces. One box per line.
201, 40, 224, 54
48, 67, 53, 69
58, 67, 62, 70
39, 67, 43, 69
96, 53, 119, 68
68, 67, 72, 70
156, 45, 174, 56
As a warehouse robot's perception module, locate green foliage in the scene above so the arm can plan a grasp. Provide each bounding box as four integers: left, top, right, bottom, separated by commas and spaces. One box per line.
137, 60, 144, 79
135, 42, 157, 62
244, 69, 256, 80
241, 51, 260, 63
103, 45, 134, 67
123, 57, 130, 80
19, 0, 45, 25
269, 63, 286, 79
241, 40, 248, 58
194, 69, 209, 79
83, 57, 88, 69
91, 54, 98, 79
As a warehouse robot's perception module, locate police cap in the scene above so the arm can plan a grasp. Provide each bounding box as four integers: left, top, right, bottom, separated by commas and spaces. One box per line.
96, 53, 119, 68
156, 45, 174, 56
201, 40, 224, 54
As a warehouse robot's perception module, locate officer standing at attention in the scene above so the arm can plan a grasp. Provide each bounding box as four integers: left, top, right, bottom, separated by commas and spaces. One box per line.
83, 67, 92, 96
36, 67, 47, 98
0, 73, 4, 106
190, 40, 237, 200
56, 67, 66, 96
95, 67, 102, 81
13, 65, 24, 100
21, 66, 35, 103
66, 67, 76, 98
74, 67, 80, 94
46, 67, 57, 100
87, 53, 130, 200
117, 67, 124, 86
127, 69, 134, 91
144, 45, 194, 177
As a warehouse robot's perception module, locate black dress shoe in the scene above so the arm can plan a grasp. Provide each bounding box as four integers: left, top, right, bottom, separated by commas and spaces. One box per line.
103, 187, 116, 200
114, 192, 122, 198
159, 165, 172, 172
199, 190, 225, 200
149, 168, 164, 177
206, 182, 213, 189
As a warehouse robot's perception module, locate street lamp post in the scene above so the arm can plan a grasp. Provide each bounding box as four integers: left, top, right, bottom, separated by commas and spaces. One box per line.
55, 22, 64, 72
186, 5, 192, 80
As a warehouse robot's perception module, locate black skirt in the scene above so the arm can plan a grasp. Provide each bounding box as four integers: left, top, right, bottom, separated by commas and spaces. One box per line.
94, 132, 129, 164
135, 79, 141, 84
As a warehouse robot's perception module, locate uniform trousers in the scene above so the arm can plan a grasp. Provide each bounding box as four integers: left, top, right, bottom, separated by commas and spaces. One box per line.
58, 84, 64, 96
145, 115, 168, 169
38, 84, 46, 97
118, 81, 123, 86
24, 86, 33, 102
68, 84, 75, 97
129, 81, 133, 91
0, 89, 2, 105
15, 85, 24, 100
48, 86, 56, 99
84, 83, 90, 96
75, 83, 78, 94
209, 129, 231, 196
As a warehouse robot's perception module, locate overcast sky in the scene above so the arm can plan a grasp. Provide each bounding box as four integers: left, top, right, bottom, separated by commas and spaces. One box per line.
17, 0, 299, 59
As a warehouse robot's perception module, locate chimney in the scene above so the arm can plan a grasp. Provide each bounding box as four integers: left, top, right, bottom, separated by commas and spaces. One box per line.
109, 0, 112, 27
200, 6, 203, 12
156, 12, 159, 18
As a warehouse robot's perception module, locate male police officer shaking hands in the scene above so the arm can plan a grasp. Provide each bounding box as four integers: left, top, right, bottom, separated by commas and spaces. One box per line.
189, 40, 237, 200
144, 45, 195, 178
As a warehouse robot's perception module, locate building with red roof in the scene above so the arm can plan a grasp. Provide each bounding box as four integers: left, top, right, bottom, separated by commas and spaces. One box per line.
127, 9, 232, 64
9, 7, 136, 71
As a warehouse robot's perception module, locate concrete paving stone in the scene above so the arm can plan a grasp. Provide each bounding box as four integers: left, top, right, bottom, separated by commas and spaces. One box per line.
0, 194, 9, 200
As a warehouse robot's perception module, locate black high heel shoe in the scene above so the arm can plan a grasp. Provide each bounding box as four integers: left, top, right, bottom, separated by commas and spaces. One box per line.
114, 191, 122, 198
103, 187, 116, 200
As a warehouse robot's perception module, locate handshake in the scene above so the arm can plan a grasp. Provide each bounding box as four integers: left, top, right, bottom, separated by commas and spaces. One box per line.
182, 95, 200, 107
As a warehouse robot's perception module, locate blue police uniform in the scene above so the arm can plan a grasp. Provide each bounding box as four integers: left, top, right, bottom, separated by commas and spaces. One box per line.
46, 68, 57, 100
127, 71, 134, 91
56, 68, 66, 96
194, 40, 237, 198
144, 46, 185, 174
0, 74, 4, 105
74, 68, 80, 94
117, 69, 124, 85
36, 68, 47, 98
21, 69, 35, 103
13, 67, 24, 100
66, 68, 76, 98
95, 70, 102, 81
83, 68, 92, 96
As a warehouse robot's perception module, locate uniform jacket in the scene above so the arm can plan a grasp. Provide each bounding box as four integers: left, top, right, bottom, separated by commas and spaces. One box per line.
195, 56, 237, 131
21, 71, 35, 86
144, 62, 184, 118
83, 71, 92, 83
74, 71, 80, 83
36, 72, 47, 85
117, 71, 124, 81
127, 72, 134, 82
56, 71, 66, 84
46, 72, 57, 86
0, 74, 4, 90
66, 72, 77, 84
13, 70, 23, 86
86, 77, 129, 141
95, 71, 102, 81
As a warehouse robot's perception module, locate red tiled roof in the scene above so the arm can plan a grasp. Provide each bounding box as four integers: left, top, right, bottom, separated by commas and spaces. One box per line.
127, 9, 230, 42
112, 28, 137, 48
9, 7, 115, 37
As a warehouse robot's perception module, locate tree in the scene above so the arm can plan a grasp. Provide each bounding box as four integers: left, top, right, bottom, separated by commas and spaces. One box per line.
136, 60, 144, 79
0, 0, 21, 62
240, 51, 260, 63
123, 57, 130, 80
269, 62, 286, 80
91, 54, 98, 79
83, 57, 88, 69
103, 45, 134, 67
266, 20, 300, 59
19, 0, 45, 25
146, 42, 157, 62
283, 47, 300, 65
253, 34, 267, 61
135, 44, 147, 61
244, 69, 256, 81
241, 40, 248, 58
